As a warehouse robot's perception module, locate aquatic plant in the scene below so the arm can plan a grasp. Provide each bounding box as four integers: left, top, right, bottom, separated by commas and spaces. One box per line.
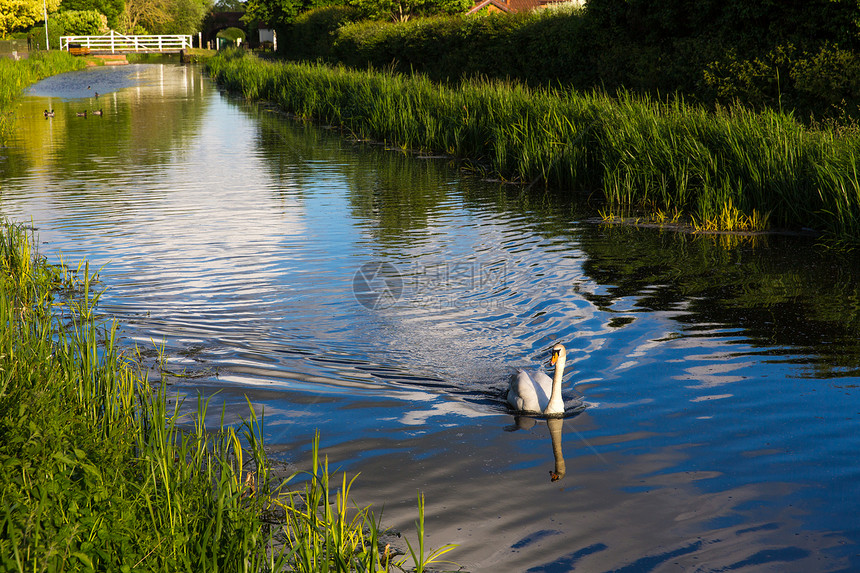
0, 219, 453, 572
205, 50, 860, 242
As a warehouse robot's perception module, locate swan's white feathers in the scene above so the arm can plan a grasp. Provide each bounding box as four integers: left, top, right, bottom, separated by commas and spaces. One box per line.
507, 343, 567, 416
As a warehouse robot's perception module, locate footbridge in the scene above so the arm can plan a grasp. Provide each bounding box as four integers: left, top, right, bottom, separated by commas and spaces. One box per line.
60, 30, 193, 55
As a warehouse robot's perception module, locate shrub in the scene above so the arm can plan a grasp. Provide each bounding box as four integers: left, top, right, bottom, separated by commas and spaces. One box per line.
702, 43, 860, 121
27, 20, 64, 51
217, 26, 247, 44
291, 0, 860, 122
284, 5, 362, 62
792, 44, 860, 120
53, 10, 109, 36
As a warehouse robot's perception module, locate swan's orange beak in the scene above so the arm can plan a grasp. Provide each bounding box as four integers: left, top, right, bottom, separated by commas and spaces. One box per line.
551, 353, 558, 366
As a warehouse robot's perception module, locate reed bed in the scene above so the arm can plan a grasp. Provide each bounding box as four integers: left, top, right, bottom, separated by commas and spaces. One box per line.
0, 220, 453, 572
206, 50, 860, 241
0, 51, 86, 140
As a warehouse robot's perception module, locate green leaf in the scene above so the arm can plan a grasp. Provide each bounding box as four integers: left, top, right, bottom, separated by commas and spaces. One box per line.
71, 551, 94, 569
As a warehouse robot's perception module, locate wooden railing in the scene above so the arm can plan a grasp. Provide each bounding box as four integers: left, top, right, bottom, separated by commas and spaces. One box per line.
60, 30, 193, 54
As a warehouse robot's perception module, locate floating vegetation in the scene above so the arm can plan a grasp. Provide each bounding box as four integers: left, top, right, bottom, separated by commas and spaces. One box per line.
206, 50, 860, 244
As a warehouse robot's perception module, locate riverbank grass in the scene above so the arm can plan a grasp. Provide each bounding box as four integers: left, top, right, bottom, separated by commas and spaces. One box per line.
205, 50, 860, 243
0, 220, 454, 571
0, 51, 86, 141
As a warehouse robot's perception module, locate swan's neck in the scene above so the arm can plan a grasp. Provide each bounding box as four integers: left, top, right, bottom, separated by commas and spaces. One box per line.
545, 356, 566, 415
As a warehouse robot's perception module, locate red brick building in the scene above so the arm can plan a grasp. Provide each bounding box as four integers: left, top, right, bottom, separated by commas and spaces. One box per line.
467, 0, 581, 14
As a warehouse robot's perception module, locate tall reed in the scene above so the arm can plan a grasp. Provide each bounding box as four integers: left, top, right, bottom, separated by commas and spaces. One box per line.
206, 50, 860, 242
0, 219, 453, 571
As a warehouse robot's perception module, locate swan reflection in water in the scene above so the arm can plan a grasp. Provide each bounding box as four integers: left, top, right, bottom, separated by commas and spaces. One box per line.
508, 415, 568, 482
507, 342, 584, 481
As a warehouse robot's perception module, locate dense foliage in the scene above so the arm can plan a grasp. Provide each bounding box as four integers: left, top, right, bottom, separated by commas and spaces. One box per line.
56, 0, 124, 29
13, 0, 208, 38
281, 5, 362, 60
347, 0, 472, 22
0, 0, 61, 38
217, 24, 246, 42
244, 0, 471, 42
27, 10, 108, 50
284, 2, 860, 123
53, 9, 109, 35
243, 0, 333, 34
150, 0, 211, 34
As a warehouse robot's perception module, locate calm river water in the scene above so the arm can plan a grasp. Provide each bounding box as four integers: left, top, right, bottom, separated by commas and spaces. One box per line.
5, 62, 860, 572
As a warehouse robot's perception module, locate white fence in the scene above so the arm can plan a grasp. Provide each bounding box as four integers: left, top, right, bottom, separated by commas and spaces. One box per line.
60, 30, 193, 53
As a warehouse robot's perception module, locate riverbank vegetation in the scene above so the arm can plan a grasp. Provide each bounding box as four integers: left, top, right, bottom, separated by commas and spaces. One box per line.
0, 51, 85, 141
16, 0, 210, 47
0, 219, 454, 570
205, 49, 860, 242
279, 0, 860, 125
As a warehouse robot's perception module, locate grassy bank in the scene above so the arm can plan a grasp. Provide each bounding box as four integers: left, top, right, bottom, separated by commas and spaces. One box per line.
125, 49, 218, 64
0, 51, 87, 141
0, 220, 453, 571
205, 50, 860, 242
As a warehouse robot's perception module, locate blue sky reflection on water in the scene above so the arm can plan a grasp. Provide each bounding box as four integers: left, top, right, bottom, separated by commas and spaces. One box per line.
3, 62, 860, 571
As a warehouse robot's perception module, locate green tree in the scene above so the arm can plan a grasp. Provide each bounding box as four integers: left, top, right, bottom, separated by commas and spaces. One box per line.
54, 9, 109, 34
150, 0, 211, 33
59, 0, 124, 30
120, 0, 169, 33
216, 24, 244, 41
0, 0, 61, 37
243, 0, 333, 29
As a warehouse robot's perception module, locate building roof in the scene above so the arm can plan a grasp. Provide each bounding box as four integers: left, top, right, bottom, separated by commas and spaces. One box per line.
469, 0, 576, 13
466, 0, 513, 15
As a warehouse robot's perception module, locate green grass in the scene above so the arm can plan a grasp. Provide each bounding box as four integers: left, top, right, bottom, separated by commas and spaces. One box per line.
0, 220, 455, 571
126, 49, 218, 65
180, 48, 218, 63
205, 49, 860, 243
0, 51, 87, 141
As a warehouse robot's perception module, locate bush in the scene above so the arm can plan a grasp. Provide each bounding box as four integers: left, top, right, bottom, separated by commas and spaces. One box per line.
217, 26, 247, 43
27, 20, 64, 51
703, 43, 860, 121
284, 5, 362, 62
331, 13, 541, 80
289, 0, 860, 123
792, 44, 860, 120
53, 10, 109, 36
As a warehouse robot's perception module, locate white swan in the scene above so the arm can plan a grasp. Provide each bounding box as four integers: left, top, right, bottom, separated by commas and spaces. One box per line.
507, 343, 567, 416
